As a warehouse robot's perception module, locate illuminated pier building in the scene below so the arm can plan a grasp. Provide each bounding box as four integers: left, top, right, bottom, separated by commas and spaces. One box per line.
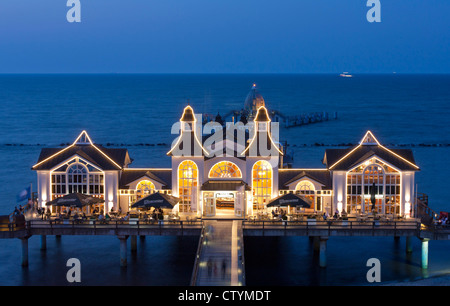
32, 90, 419, 219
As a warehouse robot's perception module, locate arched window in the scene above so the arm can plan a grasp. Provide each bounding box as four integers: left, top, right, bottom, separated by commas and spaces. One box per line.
295, 180, 315, 204
68, 164, 87, 194
136, 180, 155, 200
178, 160, 198, 213
209, 161, 242, 178
346, 158, 400, 215
51, 158, 104, 199
252, 160, 272, 211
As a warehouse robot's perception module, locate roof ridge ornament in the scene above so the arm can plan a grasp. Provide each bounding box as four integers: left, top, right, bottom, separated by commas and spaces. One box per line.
73, 130, 94, 146
359, 130, 380, 146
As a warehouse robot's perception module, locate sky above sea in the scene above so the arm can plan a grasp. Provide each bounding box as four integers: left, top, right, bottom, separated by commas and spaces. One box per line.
0, 0, 449, 73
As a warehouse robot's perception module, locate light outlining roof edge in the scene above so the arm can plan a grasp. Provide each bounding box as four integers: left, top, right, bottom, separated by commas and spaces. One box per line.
32, 145, 75, 169
32, 130, 123, 170
359, 130, 381, 145
166, 105, 209, 156
123, 168, 172, 171
72, 130, 94, 145
329, 130, 419, 170
279, 168, 329, 171
378, 144, 420, 170
240, 106, 284, 156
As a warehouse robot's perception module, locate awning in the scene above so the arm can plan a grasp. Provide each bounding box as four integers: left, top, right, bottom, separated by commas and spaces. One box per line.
46, 193, 104, 208
131, 192, 180, 209
201, 180, 251, 191
267, 193, 312, 208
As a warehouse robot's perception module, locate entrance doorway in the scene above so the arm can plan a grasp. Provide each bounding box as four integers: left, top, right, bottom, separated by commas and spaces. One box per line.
215, 192, 235, 211
203, 191, 237, 218
203, 192, 215, 217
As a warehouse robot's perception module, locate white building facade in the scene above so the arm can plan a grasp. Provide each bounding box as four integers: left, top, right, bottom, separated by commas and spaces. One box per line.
33, 105, 420, 219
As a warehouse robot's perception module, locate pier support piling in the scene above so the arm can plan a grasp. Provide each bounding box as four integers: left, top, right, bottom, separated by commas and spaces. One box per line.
319, 237, 328, 268
118, 235, 129, 267
40, 235, 47, 251
20, 237, 29, 267
421, 238, 430, 269
406, 237, 413, 254
131, 235, 137, 253
312, 236, 320, 254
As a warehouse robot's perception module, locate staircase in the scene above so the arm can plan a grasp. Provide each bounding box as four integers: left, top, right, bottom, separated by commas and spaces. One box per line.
416, 193, 437, 225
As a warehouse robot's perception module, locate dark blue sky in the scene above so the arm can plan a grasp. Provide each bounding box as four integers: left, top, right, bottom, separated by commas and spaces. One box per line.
1, 0, 449, 73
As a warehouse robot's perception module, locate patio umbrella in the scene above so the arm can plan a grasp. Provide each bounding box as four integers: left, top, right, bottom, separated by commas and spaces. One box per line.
267, 193, 312, 208
131, 192, 180, 209
46, 192, 104, 208
370, 182, 376, 212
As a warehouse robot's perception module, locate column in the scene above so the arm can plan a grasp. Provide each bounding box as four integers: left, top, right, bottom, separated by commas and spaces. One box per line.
421, 238, 430, 269
319, 237, 329, 268
131, 235, 137, 253
40, 235, 47, 251
118, 235, 129, 267
313, 236, 320, 254
20, 237, 29, 267
406, 236, 413, 254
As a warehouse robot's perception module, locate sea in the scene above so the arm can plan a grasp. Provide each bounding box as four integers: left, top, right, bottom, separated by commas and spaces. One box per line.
0, 74, 449, 286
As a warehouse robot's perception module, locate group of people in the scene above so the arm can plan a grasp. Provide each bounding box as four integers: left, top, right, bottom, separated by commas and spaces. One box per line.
12, 199, 37, 217
141, 208, 164, 222
271, 208, 287, 220
322, 210, 347, 220
437, 214, 449, 226
207, 257, 228, 280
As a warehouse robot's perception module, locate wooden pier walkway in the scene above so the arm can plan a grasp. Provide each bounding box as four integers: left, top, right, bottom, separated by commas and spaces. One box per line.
191, 220, 245, 286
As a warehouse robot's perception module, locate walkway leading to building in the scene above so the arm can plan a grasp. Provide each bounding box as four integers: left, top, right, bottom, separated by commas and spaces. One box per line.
192, 220, 245, 286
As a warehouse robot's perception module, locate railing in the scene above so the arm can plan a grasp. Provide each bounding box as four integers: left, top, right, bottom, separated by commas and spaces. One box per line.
26, 219, 203, 234
0, 221, 26, 232
417, 193, 437, 225
0, 215, 26, 232
242, 219, 421, 235
237, 222, 246, 286
417, 193, 429, 205
190, 225, 206, 286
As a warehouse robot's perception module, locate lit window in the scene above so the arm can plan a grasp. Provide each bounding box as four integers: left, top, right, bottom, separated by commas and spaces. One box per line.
252, 160, 272, 212
51, 158, 104, 200
136, 180, 155, 200
209, 161, 242, 178
346, 158, 400, 215
178, 160, 198, 213
295, 181, 315, 208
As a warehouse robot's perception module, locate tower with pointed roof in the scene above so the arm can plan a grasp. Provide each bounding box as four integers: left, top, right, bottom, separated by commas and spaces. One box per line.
244, 83, 266, 119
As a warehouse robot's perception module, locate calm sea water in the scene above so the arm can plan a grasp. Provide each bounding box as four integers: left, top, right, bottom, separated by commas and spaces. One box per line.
0, 74, 449, 285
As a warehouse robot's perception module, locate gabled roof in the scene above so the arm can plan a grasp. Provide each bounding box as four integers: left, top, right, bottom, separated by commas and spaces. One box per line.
254, 105, 270, 122
32, 131, 131, 171
241, 106, 283, 157
119, 169, 172, 189
323, 131, 419, 171
167, 105, 209, 157
278, 169, 332, 190
180, 105, 196, 122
